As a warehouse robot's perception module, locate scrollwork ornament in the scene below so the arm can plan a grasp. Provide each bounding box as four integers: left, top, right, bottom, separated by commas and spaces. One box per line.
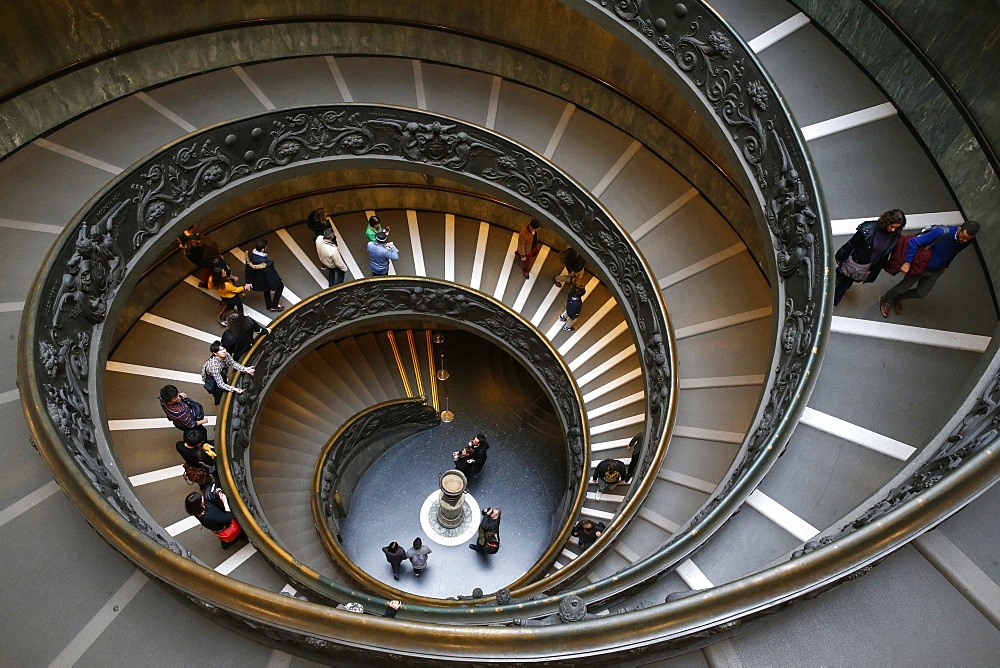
374, 118, 504, 170
781, 297, 815, 358
133, 140, 251, 246
256, 111, 392, 171
49, 200, 128, 331
611, 0, 655, 37
768, 132, 818, 298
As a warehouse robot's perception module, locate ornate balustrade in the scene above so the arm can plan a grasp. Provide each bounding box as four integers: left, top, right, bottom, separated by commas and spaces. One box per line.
12, 0, 1000, 661
222, 279, 592, 607
314, 397, 441, 527
19, 99, 680, 626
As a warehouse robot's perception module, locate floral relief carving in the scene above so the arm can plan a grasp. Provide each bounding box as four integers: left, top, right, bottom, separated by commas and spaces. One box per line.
133, 140, 252, 246
257, 111, 392, 170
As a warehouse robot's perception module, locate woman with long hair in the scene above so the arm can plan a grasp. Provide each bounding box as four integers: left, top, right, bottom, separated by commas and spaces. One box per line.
834, 208, 905, 306
221, 312, 268, 360
184, 487, 244, 549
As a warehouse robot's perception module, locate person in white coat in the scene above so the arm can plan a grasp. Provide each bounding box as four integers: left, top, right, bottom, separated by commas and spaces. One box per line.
316, 228, 349, 286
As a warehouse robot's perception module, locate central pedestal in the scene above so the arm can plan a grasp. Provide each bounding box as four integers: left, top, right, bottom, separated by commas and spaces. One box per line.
419, 477, 480, 547
437, 469, 468, 529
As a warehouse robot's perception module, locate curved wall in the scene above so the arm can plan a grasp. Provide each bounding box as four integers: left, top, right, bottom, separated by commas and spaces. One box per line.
794, 0, 1000, 306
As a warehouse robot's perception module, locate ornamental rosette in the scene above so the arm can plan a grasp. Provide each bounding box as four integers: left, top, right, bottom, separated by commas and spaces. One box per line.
707, 30, 734, 58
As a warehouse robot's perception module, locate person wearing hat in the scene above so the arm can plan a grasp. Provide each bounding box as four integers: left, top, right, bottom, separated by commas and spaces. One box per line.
367, 229, 399, 276
316, 227, 349, 286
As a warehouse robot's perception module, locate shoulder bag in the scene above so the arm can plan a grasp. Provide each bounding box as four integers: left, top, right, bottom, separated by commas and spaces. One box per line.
839, 257, 871, 282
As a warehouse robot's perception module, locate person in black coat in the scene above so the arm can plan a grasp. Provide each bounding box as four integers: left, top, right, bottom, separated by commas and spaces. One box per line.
592, 459, 628, 499
834, 208, 905, 306
245, 238, 285, 312
559, 284, 586, 331
469, 433, 489, 477
470, 507, 501, 553
554, 247, 587, 287
572, 519, 606, 549
452, 444, 476, 478
176, 428, 217, 473
306, 207, 334, 237
221, 312, 269, 360
185, 487, 243, 548
382, 541, 407, 581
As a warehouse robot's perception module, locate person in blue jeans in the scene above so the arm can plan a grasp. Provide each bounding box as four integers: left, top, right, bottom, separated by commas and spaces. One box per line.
367, 230, 399, 276
559, 284, 587, 331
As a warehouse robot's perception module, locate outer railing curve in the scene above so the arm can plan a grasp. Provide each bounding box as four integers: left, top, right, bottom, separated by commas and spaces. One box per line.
15, 0, 1000, 661
560, 0, 832, 599
19, 102, 679, 629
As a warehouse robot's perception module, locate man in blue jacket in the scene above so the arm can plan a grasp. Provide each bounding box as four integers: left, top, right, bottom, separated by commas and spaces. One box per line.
880, 221, 979, 317
367, 230, 399, 276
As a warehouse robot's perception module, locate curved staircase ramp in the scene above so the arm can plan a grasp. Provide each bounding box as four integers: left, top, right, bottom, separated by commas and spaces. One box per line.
9, 1, 998, 664
172, 210, 672, 591
251, 332, 428, 579
20, 38, 785, 642
93, 61, 773, 589
610, 0, 997, 609
42, 45, 772, 612
103, 103, 770, 599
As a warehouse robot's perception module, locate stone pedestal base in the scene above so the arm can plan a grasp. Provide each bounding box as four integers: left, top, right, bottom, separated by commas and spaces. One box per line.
437, 470, 468, 529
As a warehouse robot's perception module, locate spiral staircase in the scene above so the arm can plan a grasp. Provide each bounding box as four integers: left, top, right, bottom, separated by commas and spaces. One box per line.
3, 0, 999, 664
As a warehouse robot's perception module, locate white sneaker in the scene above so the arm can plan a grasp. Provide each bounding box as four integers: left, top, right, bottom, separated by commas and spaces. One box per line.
562, 325, 574, 332
594, 490, 602, 501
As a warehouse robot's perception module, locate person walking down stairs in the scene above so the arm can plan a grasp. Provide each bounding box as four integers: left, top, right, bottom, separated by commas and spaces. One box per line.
515, 219, 541, 279
559, 284, 587, 331
245, 238, 286, 312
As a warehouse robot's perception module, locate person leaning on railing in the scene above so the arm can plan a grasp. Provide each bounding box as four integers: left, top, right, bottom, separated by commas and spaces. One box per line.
201, 341, 255, 405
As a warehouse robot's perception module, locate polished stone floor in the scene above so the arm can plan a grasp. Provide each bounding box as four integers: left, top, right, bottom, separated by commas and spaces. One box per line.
339, 332, 568, 599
